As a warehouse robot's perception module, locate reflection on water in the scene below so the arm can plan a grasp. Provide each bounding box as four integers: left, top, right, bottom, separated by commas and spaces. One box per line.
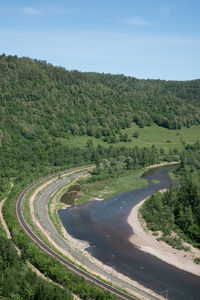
59, 165, 200, 300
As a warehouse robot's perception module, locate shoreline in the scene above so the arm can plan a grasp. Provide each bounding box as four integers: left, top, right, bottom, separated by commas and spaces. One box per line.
145, 161, 180, 169
30, 172, 165, 299
127, 191, 200, 277
30, 161, 194, 299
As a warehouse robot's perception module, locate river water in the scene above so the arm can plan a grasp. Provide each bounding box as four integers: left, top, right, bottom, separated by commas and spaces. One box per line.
58, 165, 200, 300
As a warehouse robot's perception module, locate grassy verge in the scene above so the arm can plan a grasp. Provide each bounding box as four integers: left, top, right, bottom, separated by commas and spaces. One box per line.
76, 168, 148, 204
168, 170, 180, 181
2, 174, 120, 299
48, 182, 73, 238
157, 236, 190, 251
151, 179, 160, 184
21, 173, 139, 299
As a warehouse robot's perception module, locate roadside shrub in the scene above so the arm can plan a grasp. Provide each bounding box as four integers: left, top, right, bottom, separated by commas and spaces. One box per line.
194, 257, 200, 264
68, 184, 82, 192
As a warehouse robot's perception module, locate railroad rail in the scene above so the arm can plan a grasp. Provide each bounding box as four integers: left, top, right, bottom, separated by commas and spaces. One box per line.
16, 167, 138, 300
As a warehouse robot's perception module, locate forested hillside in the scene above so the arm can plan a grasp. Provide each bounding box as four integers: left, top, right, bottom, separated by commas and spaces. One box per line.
0, 234, 72, 300
0, 54, 200, 298
1, 54, 200, 144
0, 54, 200, 183
140, 141, 200, 251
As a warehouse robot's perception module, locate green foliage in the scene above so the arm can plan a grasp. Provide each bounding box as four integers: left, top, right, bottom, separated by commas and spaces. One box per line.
194, 257, 200, 264
60, 190, 78, 204
58, 125, 200, 154
133, 131, 139, 138
0, 236, 72, 300
86, 145, 159, 183
0, 54, 200, 297
68, 184, 82, 192
157, 236, 190, 251
119, 133, 131, 142
140, 192, 170, 233
0, 53, 199, 196
1, 54, 200, 151
141, 142, 200, 248
77, 168, 147, 204
87, 139, 94, 147
2, 186, 116, 300
177, 141, 200, 174
60, 184, 82, 205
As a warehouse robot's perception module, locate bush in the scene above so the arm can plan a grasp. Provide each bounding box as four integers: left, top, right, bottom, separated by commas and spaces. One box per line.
133, 131, 139, 138
68, 184, 82, 192
3, 183, 116, 299
194, 257, 200, 264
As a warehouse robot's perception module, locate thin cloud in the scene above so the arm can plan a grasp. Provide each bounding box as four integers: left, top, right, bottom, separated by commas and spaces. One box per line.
160, 5, 174, 17
124, 16, 151, 26
23, 6, 71, 16
24, 7, 43, 16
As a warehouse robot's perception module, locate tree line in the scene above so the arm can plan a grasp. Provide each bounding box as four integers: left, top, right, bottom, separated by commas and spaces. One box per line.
0, 232, 73, 299
140, 141, 200, 249
0, 54, 200, 148
0, 53, 199, 296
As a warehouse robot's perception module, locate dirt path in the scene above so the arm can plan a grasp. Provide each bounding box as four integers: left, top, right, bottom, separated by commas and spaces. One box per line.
127, 192, 200, 276
0, 197, 12, 239
0, 183, 14, 239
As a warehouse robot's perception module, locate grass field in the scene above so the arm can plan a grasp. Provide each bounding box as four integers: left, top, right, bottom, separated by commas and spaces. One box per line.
58, 124, 200, 153
76, 168, 148, 204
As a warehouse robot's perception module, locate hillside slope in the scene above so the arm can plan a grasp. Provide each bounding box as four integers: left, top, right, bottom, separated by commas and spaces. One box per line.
0, 54, 200, 146
0, 54, 200, 189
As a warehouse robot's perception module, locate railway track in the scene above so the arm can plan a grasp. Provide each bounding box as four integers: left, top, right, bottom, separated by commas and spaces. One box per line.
16, 168, 138, 300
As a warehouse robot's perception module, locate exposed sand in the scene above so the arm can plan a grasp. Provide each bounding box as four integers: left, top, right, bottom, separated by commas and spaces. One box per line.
28, 162, 195, 299
127, 191, 200, 276
28, 170, 165, 299
0, 183, 14, 239
146, 161, 180, 169
0, 198, 12, 239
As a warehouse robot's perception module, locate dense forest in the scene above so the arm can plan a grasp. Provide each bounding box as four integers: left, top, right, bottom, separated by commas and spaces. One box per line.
0, 54, 200, 193
0, 54, 200, 297
0, 233, 72, 300
1, 54, 200, 145
140, 141, 200, 251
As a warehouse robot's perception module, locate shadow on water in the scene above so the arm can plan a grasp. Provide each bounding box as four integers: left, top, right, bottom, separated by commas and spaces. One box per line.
58, 165, 200, 300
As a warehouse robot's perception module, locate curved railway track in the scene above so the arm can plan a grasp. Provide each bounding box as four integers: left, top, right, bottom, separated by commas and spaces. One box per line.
16, 168, 139, 300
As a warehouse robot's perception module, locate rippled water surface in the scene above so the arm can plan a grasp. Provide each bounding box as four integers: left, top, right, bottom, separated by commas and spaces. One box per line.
59, 165, 200, 300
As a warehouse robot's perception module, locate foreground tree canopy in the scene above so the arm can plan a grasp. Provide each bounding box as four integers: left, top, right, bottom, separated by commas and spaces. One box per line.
141, 142, 200, 248
0, 54, 200, 298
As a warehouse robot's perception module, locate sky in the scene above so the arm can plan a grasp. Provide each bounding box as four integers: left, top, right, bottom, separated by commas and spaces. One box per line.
0, 0, 200, 80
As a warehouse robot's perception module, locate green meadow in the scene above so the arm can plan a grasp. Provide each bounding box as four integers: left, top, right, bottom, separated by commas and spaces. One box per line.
76, 168, 148, 204
58, 124, 200, 153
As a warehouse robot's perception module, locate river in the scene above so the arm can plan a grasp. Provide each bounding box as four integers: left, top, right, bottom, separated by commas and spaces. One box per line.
58, 165, 200, 300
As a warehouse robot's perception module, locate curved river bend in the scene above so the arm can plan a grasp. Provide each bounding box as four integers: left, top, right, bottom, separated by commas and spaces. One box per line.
59, 165, 200, 300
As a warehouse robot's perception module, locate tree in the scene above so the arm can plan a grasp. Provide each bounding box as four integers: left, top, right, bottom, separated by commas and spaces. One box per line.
133, 131, 139, 138
86, 139, 93, 147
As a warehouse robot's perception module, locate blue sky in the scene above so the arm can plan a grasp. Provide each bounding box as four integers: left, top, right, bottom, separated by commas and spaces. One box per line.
0, 0, 200, 80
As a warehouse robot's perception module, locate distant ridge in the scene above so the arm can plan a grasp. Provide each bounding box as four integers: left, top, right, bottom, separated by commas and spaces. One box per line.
0, 54, 200, 143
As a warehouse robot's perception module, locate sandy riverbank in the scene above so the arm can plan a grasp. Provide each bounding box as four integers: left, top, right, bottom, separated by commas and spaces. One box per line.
30, 162, 195, 300
145, 161, 180, 169
30, 170, 165, 299
127, 192, 200, 276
